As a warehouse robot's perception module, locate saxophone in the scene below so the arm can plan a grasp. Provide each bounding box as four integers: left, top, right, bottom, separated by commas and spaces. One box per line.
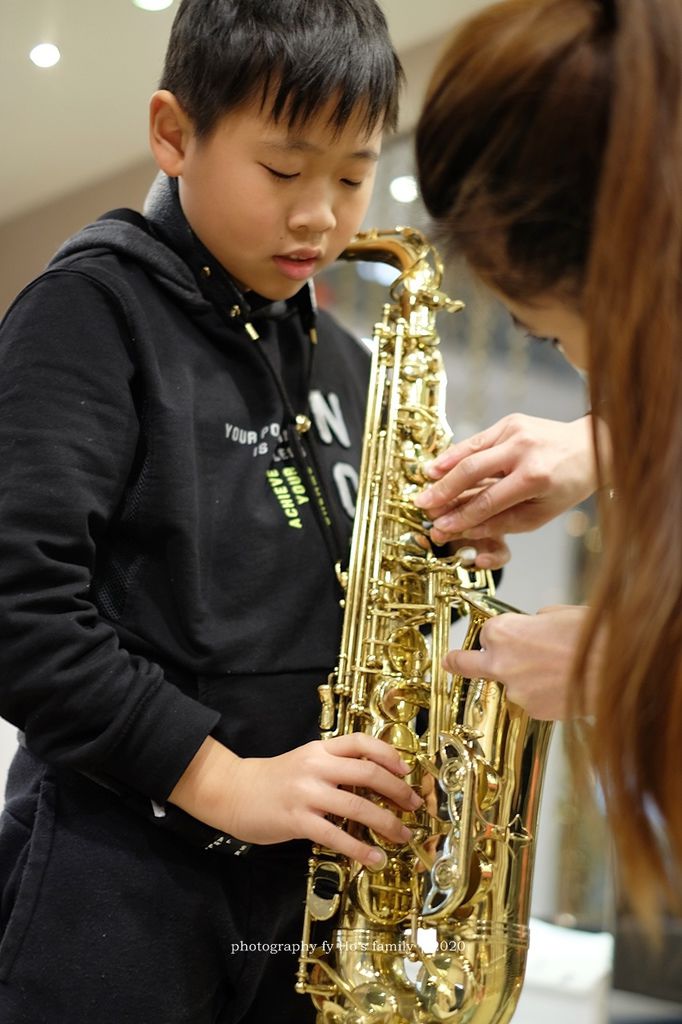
296, 228, 553, 1023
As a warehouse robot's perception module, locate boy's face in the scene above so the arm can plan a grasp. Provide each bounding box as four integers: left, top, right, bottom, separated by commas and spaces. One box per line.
176, 97, 383, 301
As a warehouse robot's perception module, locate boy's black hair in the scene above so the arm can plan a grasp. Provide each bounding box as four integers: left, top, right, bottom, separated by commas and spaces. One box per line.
159, 0, 403, 137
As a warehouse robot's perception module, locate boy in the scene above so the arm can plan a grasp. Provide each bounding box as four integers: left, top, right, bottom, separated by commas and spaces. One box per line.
0, 2, 418, 1020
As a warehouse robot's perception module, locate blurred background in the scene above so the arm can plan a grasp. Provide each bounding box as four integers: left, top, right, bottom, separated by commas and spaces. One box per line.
1, 2, 681, 1020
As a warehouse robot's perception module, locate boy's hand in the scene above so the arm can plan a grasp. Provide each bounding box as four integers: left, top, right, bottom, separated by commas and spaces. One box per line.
169, 734, 422, 869
413, 414, 599, 545
443, 604, 598, 721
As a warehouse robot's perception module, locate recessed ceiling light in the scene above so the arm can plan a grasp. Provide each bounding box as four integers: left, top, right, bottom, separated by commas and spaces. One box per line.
389, 175, 419, 204
29, 43, 61, 69
131, 0, 174, 10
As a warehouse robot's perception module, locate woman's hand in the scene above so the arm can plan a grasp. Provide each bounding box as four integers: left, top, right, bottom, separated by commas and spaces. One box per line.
444, 604, 598, 720
169, 733, 423, 869
448, 535, 512, 571
414, 414, 598, 546
420, 533, 511, 571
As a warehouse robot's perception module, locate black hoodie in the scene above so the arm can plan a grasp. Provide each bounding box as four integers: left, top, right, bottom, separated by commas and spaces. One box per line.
0, 175, 370, 803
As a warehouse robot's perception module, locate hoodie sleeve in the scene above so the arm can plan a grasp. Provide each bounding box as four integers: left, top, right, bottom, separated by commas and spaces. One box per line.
0, 269, 220, 802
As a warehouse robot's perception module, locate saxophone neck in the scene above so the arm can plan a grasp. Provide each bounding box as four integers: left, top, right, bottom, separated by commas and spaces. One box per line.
341, 227, 463, 320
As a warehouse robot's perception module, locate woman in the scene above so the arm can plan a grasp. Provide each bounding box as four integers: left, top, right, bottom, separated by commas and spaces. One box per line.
414, 0, 682, 925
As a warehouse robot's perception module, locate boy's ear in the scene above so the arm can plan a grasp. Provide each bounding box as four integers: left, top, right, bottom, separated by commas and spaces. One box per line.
149, 90, 193, 177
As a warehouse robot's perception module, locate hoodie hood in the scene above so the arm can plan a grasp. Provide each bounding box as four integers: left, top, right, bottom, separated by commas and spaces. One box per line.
49, 174, 211, 315
49, 173, 317, 333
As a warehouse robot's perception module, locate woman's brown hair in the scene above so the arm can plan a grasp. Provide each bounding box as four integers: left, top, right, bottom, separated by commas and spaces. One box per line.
416, 0, 682, 927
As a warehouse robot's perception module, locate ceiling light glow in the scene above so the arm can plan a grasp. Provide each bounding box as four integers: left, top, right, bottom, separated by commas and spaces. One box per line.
389, 175, 419, 204
29, 43, 61, 69
132, 0, 174, 10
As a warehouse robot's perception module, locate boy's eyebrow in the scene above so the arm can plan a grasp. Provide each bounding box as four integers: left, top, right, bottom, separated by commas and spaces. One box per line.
261, 139, 380, 162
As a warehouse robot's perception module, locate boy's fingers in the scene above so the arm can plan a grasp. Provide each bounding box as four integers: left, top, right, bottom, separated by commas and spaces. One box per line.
326, 733, 410, 774
329, 758, 422, 812
311, 817, 393, 870
322, 788, 413, 847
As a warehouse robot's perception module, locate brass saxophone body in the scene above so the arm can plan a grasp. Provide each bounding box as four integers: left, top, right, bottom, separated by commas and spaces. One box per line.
297, 228, 553, 1023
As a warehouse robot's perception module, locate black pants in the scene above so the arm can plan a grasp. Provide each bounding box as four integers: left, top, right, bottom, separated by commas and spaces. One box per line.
0, 747, 318, 1023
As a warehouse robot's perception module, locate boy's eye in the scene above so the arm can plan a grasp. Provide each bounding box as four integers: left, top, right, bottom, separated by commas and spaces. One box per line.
261, 164, 298, 180
341, 178, 363, 189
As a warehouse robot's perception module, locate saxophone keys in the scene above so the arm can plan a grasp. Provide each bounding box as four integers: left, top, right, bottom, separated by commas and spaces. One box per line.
454, 546, 478, 567
407, 833, 438, 872
335, 561, 349, 590
307, 860, 345, 921
317, 681, 340, 734
375, 721, 420, 764
350, 856, 414, 925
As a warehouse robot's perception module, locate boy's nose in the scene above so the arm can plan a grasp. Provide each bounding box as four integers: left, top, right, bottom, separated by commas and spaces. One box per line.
288, 196, 337, 235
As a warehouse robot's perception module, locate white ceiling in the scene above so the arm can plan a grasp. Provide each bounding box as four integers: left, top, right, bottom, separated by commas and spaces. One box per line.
1, 1, 481, 226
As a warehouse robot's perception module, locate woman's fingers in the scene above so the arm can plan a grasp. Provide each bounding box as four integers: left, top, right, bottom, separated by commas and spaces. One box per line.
428, 465, 543, 536
442, 607, 590, 721
465, 536, 511, 570
423, 422, 508, 479
443, 647, 491, 680
415, 444, 514, 514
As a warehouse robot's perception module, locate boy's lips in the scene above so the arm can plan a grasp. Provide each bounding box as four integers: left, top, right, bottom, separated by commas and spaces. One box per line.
273, 249, 322, 281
